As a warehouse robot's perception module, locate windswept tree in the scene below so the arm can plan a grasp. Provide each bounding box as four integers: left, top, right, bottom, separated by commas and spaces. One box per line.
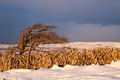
18, 23, 68, 54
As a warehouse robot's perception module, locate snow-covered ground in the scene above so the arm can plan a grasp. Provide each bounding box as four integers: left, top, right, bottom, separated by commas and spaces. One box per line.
0, 42, 120, 80
0, 44, 17, 54
37, 42, 120, 51
0, 44, 17, 49
1, 42, 120, 51
0, 60, 120, 80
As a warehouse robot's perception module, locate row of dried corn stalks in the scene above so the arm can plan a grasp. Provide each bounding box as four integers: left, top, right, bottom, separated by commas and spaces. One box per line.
0, 47, 120, 71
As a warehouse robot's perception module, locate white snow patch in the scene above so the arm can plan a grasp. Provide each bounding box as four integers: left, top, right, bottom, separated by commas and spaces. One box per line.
0, 61, 120, 80
107, 61, 120, 69
37, 42, 120, 51
51, 65, 62, 70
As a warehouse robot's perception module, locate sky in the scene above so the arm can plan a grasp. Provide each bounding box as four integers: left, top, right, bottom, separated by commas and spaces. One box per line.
0, 0, 120, 43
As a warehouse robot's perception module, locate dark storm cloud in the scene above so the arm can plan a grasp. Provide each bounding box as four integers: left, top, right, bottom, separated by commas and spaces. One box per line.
0, 5, 31, 43
56, 23, 120, 42
1, 0, 120, 25
0, 0, 120, 43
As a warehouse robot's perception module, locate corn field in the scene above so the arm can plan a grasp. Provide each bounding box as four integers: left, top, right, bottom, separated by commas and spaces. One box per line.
0, 47, 120, 72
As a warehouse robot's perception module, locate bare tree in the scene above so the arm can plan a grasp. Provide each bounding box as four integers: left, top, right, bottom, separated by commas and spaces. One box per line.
18, 23, 68, 54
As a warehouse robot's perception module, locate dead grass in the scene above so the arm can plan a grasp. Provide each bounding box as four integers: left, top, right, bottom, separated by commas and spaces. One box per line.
0, 47, 120, 71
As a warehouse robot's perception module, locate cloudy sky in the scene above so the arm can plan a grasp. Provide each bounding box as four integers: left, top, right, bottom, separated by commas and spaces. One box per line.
0, 0, 120, 43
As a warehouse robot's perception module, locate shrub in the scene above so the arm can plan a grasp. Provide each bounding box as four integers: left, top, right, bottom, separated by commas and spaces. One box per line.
18, 23, 68, 54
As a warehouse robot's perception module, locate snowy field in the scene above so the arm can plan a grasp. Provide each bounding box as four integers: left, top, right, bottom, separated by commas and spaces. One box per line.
0, 60, 120, 80
37, 42, 120, 51
0, 42, 120, 80
1, 42, 120, 51
0, 44, 16, 53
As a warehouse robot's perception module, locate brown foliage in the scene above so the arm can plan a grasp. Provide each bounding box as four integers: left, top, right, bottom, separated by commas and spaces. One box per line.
1, 47, 120, 71
18, 23, 68, 54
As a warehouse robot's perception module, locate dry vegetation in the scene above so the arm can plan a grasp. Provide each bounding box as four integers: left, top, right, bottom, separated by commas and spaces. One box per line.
0, 47, 120, 71
0, 23, 120, 72
18, 23, 68, 54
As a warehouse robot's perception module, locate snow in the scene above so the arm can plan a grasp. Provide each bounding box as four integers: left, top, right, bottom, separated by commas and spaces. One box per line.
1, 42, 120, 52
37, 42, 120, 51
0, 61, 120, 80
0, 44, 17, 54
1, 42, 120, 50
0, 44, 11, 49
0, 44, 17, 49
0, 42, 120, 80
